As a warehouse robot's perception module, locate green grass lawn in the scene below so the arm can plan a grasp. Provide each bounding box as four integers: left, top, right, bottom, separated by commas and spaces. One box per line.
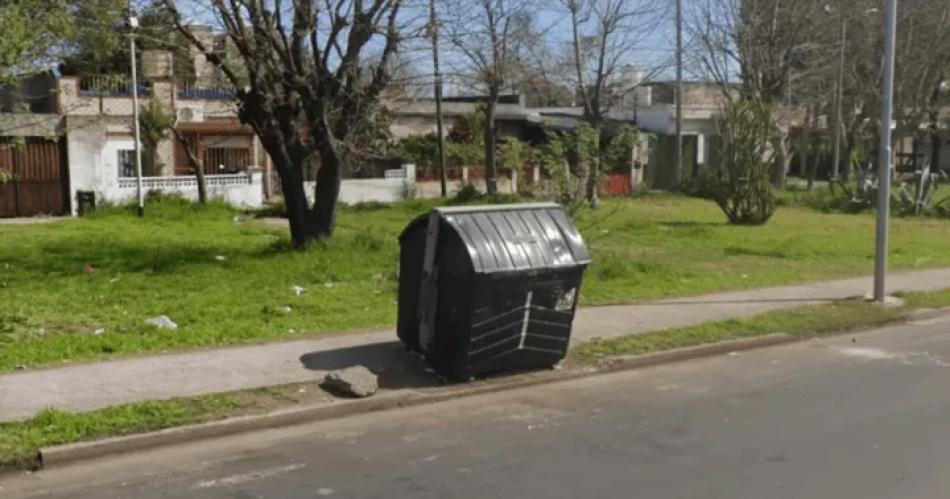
2, 194, 950, 371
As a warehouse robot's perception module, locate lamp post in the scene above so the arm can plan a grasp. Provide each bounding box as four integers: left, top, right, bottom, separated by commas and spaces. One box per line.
129, 14, 144, 217
429, 0, 448, 198
673, 0, 683, 186
874, 0, 898, 302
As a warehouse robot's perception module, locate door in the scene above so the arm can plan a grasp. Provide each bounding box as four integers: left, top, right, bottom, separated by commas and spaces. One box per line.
0, 137, 68, 217
0, 145, 15, 217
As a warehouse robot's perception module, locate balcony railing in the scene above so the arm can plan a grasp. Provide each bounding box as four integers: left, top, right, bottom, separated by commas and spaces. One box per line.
178, 79, 236, 100
79, 75, 150, 97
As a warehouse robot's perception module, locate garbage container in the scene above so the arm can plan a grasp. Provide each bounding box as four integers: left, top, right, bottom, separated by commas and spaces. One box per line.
398, 203, 591, 381
76, 191, 96, 216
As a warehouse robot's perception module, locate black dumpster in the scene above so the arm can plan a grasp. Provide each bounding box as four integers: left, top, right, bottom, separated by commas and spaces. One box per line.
398, 203, 591, 381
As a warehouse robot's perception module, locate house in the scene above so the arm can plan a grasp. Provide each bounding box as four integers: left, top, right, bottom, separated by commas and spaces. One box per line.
388, 94, 550, 144
0, 32, 271, 217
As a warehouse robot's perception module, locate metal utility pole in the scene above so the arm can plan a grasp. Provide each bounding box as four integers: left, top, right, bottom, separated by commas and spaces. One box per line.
673, 0, 683, 186
831, 12, 846, 183
874, 0, 898, 302
129, 14, 144, 217
429, 0, 448, 198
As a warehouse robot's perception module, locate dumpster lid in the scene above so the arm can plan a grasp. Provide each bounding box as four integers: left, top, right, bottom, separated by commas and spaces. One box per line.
412, 203, 590, 274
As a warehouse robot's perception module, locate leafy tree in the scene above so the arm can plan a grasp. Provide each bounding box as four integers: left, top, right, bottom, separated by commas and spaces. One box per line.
534, 131, 573, 206
133, 99, 210, 203
533, 124, 598, 209
60, 1, 195, 80
136, 100, 173, 176
603, 124, 639, 174
0, 0, 73, 84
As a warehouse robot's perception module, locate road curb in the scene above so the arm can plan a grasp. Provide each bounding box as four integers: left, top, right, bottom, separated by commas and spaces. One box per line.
38, 332, 798, 469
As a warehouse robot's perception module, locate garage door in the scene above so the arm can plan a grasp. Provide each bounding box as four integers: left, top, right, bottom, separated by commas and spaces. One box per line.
0, 138, 68, 217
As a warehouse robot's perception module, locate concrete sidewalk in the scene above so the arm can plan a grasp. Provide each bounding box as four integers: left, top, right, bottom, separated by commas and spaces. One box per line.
3, 268, 950, 422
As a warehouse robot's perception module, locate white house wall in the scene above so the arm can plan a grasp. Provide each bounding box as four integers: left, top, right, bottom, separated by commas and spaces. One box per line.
65, 117, 108, 215
65, 117, 263, 210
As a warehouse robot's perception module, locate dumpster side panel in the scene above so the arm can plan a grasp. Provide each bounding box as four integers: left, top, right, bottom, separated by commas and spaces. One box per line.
397, 220, 428, 351
426, 228, 477, 380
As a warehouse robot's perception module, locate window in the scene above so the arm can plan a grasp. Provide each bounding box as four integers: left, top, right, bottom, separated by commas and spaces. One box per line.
117, 150, 136, 177
203, 147, 250, 174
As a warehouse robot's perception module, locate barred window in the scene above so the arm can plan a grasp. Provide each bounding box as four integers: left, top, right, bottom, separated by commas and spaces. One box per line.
117, 150, 136, 177
203, 147, 250, 174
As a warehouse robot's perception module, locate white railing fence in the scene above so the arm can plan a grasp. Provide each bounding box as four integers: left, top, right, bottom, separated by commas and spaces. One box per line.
109, 172, 263, 207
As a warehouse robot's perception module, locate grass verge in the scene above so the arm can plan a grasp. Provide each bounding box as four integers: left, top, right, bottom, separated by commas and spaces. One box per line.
0, 382, 332, 471
571, 289, 950, 363
2, 289, 949, 472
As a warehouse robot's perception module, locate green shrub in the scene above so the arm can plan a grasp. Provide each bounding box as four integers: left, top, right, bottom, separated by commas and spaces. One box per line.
701, 99, 777, 225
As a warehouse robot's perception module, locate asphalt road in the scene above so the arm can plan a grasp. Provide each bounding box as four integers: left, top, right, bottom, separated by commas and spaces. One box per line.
5, 311, 950, 499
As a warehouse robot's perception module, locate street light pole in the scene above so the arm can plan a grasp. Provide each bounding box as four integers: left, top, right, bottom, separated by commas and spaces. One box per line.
129, 15, 144, 217
673, 0, 683, 186
831, 12, 846, 183
429, 0, 447, 198
874, 0, 898, 302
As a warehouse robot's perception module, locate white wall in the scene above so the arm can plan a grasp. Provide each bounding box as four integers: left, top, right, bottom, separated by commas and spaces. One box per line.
65, 119, 108, 215
66, 120, 264, 211
415, 177, 518, 199
107, 173, 264, 207
305, 165, 416, 205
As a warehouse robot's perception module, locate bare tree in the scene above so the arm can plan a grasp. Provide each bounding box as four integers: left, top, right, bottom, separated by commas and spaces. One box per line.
442, 0, 531, 195
687, 0, 825, 187
690, 0, 950, 187
160, 0, 405, 247
560, 0, 665, 205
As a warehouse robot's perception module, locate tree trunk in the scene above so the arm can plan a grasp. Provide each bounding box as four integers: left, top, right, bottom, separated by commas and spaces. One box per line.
842, 139, 853, 183
310, 151, 342, 238
587, 154, 601, 208
573, 142, 589, 204
587, 129, 605, 208
252, 125, 331, 248
194, 160, 207, 204
798, 142, 808, 183
771, 130, 790, 188
483, 100, 498, 195
807, 143, 819, 191
276, 160, 312, 248
932, 131, 942, 172
170, 128, 207, 204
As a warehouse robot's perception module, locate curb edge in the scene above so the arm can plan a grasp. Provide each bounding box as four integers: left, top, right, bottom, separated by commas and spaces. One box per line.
39, 332, 795, 468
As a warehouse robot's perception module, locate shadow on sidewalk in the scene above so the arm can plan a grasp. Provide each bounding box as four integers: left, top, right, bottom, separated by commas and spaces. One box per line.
299, 341, 441, 390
